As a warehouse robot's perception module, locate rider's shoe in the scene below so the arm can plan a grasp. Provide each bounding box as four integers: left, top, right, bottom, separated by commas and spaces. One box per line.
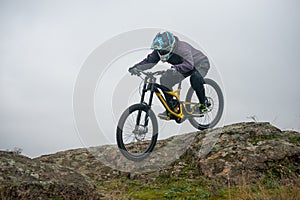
193, 103, 208, 117
158, 111, 171, 120
199, 103, 208, 114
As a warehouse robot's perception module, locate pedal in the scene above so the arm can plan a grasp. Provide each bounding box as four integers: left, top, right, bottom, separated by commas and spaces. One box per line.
158, 114, 171, 120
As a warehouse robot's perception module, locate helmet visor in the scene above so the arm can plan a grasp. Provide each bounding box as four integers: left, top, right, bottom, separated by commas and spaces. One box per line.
158, 50, 172, 62
158, 50, 170, 56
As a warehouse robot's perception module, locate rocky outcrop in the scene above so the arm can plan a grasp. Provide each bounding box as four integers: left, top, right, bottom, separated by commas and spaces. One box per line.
192, 122, 300, 185
0, 151, 102, 200
1, 122, 299, 199
37, 122, 300, 186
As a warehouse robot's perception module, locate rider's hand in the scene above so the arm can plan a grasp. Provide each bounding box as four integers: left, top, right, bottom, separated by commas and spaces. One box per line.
128, 67, 141, 76
166, 67, 178, 75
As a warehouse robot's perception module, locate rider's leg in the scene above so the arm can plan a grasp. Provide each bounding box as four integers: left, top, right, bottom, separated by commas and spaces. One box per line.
160, 70, 185, 105
160, 70, 185, 115
191, 59, 210, 104
190, 70, 206, 105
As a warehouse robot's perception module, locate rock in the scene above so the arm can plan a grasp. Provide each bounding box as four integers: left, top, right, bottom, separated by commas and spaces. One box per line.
34, 122, 300, 188
194, 122, 300, 185
0, 151, 102, 199
36, 147, 128, 182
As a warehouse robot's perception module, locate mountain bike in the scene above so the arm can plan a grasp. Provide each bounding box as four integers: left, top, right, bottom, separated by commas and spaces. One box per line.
116, 69, 224, 161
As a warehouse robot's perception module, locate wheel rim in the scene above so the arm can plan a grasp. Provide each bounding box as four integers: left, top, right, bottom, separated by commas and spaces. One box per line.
121, 109, 155, 157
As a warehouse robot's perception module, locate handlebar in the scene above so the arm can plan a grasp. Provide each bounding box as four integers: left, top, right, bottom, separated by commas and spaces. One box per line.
140, 70, 165, 76
133, 69, 166, 77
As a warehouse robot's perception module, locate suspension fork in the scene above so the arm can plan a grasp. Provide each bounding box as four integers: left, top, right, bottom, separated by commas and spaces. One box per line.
135, 78, 155, 127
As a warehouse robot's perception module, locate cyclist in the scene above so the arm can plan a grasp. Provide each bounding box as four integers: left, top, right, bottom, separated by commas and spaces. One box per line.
129, 31, 210, 118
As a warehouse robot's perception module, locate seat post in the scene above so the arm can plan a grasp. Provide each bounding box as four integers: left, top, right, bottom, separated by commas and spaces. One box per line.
175, 81, 182, 98
178, 81, 182, 90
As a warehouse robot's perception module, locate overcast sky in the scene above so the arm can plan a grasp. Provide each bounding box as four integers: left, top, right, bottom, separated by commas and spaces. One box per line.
1, 0, 299, 158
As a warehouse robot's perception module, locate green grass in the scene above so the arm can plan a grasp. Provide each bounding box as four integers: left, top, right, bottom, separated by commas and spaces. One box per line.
96, 158, 299, 199
130, 177, 216, 199
97, 174, 300, 200
288, 135, 300, 146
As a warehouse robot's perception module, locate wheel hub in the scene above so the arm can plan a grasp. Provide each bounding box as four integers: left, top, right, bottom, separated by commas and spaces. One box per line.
132, 125, 148, 141
206, 97, 214, 112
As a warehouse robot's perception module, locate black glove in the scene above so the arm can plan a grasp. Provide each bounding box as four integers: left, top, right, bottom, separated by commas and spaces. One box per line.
166, 67, 178, 76
128, 67, 141, 76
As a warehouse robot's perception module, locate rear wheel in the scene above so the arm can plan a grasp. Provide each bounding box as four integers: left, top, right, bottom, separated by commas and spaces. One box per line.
185, 78, 224, 130
116, 104, 158, 161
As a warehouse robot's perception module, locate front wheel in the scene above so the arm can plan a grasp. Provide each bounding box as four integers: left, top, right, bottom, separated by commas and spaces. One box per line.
116, 103, 158, 161
185, 78, 224, 130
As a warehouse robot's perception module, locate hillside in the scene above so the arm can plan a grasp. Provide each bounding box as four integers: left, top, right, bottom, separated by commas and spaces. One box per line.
1, 122, 299, 199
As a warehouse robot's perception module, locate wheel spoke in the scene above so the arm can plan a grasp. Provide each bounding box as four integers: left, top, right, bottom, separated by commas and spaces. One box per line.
117, 105, 158, 161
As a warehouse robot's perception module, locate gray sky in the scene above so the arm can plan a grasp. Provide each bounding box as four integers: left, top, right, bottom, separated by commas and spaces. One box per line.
1, 0, 300, 158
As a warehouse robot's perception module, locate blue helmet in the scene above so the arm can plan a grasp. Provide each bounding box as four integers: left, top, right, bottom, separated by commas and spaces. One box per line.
151, 31, 176, 62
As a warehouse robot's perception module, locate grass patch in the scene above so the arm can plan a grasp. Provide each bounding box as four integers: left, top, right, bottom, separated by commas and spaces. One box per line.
288, 135, 300, 146
129, 177, 220, 200
97, 174, 300, 200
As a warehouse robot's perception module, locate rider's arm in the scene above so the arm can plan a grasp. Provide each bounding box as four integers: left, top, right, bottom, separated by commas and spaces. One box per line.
173, 43, 194, 73
172, 49, 194, 74
133, 50, 160, 71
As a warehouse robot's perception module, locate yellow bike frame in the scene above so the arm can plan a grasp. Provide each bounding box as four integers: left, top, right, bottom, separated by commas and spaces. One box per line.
139, 71, 200, 122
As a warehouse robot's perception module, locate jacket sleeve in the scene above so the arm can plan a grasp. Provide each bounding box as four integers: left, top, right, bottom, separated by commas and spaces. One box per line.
173, 48, 194, 74
133, 50, 160, 70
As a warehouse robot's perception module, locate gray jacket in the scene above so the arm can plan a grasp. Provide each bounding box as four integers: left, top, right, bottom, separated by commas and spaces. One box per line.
134, 36, 209, 74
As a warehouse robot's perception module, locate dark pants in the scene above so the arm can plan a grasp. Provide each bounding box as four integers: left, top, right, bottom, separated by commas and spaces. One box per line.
160, 60, 209, 108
